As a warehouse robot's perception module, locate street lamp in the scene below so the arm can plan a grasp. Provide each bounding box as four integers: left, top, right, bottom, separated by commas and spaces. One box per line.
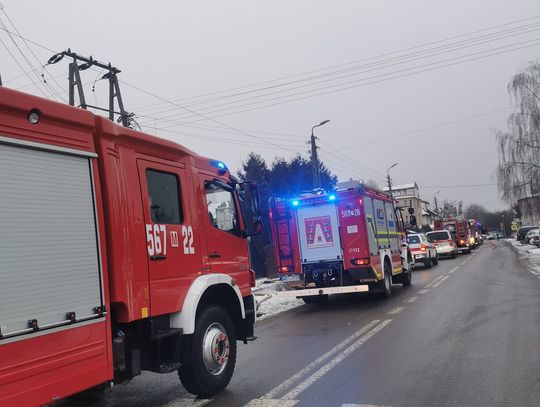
386, 163, 398, 200
310, 120, 330, 189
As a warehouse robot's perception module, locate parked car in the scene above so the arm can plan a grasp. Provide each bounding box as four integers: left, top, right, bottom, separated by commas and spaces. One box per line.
517, 226, 538, 243
426, 230, 458, 259
487, 231, 498, 240
525, 229, 539, 246
407, 233, 438, 268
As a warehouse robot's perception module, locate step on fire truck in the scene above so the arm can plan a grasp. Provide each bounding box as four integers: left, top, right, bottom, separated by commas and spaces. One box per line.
434, 217, 475, 254
269, 185, 413, 302
0, 87, 262, 405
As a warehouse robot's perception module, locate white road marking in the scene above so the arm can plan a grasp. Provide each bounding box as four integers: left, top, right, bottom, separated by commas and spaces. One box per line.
387, 306, 406, 315
425, 275, 443, 288
282, 320, 393, 400
405, 296, 419, 303
448, 266, 459, 274
342, 404, 393, 407
432, 275, 450, 288
418, 289, 430, 294
162, 398, 211, 407
262, 320, 380, 399
244, 399, 298, 407
460, 256, 472, 265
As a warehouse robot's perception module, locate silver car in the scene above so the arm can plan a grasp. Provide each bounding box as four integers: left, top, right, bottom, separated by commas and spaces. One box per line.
426, 230, 458, 258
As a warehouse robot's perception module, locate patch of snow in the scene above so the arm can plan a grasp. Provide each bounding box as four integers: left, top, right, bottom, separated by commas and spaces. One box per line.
507, 240, 540, 277
253, 278, 303, 321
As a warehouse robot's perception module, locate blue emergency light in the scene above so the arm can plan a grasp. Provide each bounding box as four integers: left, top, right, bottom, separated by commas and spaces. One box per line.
329, 194, 336, 201
292, 200, 299, 207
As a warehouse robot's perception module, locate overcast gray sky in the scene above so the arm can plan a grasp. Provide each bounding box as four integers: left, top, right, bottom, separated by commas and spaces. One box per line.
2, 0, 540, 210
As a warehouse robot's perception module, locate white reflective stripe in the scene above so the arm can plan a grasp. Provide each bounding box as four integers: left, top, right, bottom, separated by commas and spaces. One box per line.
169, 274, 245, 335
278, 285, 369, 298
244, 399, 299, 407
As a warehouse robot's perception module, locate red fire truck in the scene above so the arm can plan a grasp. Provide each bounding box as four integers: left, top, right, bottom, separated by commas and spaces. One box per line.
434, 217, 474, 253
0, 87, 261, 405
269, 185, 413, 302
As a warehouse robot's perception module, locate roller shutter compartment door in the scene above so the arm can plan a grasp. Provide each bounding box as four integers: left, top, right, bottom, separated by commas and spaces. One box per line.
0, 142, 103, 340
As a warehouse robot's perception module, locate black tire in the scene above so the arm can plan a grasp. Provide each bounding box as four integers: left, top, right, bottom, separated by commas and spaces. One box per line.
432, 254, 439, 265
401, 266, 412, 287
301, 295, 329, 304
451, 251, 457, 259
178, 305, 237, 397
424, 258, 433, 269
377, 260, 393, 298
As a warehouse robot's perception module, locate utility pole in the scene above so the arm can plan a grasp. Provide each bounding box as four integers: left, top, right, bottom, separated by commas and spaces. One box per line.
47, 49, 134, 128
386, 163, 398, 201
434, 190, 441, 217
309, 120, 330, 189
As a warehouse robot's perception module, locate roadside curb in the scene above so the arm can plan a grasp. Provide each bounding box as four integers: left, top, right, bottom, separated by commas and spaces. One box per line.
503, 239, 540, 277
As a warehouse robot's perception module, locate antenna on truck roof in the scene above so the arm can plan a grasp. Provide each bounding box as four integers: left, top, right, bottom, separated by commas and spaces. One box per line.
47, 49, 136, 129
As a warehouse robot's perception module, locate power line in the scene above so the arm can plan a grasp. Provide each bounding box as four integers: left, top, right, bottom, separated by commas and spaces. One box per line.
141, 22, 540, 120
120, 80, 307, 154
0, 5, 67, 101
132, 14, 540, 112
421, 183, 498, 188
333, 107, 512, 152
146, 39, 540, 127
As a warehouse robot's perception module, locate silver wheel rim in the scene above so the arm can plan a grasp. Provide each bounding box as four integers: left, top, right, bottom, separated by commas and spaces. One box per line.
202, 322, 230, 376
385, 269, 391, 291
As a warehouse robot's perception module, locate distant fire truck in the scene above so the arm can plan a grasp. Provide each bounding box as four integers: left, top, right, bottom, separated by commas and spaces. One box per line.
434, 217, 475, 253
0, 87, 262, 405
269, 185, 413, 302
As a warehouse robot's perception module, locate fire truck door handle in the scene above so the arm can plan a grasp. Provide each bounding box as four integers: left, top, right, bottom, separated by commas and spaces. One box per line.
150, 255, 167, 260
209, 252, 221, 259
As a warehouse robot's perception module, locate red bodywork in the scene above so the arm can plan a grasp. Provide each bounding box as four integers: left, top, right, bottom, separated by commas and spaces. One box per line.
0, 87, 253, 406
269, 186, 404, 285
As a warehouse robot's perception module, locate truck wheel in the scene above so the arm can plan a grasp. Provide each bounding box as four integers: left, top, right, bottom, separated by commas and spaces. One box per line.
401, 266, 412, 287
301, 295, 329, 304
178, 305, 237, 397
377, 261, 392, 298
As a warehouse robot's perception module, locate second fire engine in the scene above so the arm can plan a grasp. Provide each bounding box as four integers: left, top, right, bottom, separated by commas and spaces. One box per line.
269, 184, 413, 302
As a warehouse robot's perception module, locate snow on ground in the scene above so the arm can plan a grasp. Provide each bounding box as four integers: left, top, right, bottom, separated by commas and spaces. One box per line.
507, 239, 540, 277
252, 278, 303, 321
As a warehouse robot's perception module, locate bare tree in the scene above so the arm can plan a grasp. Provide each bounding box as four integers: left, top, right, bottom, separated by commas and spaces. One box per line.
497, 61, 540, 205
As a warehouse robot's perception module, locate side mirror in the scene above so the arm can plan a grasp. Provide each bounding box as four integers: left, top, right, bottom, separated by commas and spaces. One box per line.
409, 214, 417, 227
239, 181, 262, 237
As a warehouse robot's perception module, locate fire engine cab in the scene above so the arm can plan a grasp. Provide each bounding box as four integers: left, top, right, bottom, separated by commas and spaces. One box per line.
0, 87, 261, 405
269, 185, 413, 302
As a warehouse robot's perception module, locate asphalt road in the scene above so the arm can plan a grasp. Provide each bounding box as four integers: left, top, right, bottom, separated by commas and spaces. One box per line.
70, 240, 540, 407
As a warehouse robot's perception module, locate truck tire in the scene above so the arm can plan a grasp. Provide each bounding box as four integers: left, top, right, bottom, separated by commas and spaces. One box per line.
301, 295, 329, 304
401, 266, 412, 287
377, 261, 392, 298
178, 305, 237, 397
